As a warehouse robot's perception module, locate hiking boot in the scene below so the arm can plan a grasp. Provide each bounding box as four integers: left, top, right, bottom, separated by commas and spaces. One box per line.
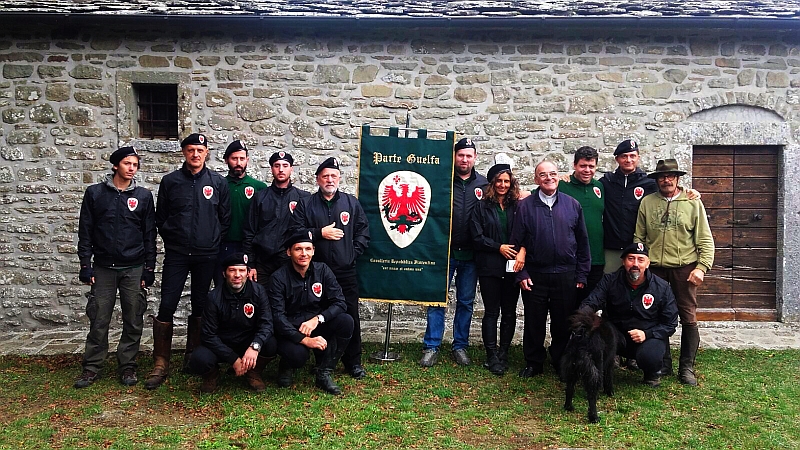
419, 349, 439, 367
679, 367, 698, 386
200, 366, 220, 394
519, 365, 543, 378
74, 370, 99, 389
484, 348, 504, 376
119, 368, 138, 387
643, 372, 661, 388
245, 356, 270, 392
347, 364, 367, 379
451, 348, 471, 366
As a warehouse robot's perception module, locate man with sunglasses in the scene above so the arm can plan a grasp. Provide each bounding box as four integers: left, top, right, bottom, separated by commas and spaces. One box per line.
634, 159, 714, 386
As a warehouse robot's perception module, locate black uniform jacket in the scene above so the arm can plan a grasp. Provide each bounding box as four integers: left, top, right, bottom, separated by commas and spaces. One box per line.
78, 176, 156, 270
581, 268, 678, 341
600, 167, 656, 250
470, 198, 517, 278
269, 261, 347, 344
451, 169, 489, 253
155, 164, 231, 256
242, 183, 310, 264
292, 190, 369, 278
201, 280, 273, 364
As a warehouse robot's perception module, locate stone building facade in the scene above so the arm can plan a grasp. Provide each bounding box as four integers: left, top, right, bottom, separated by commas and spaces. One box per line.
0, 12, 798, 330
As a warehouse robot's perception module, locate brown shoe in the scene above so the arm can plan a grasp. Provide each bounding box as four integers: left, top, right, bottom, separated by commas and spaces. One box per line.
201, 366, 220, 394
144, 316, 173, 390
245, 370, 266, 392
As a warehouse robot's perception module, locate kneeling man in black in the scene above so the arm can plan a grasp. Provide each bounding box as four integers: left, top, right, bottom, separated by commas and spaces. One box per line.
189, 253, 277, 393
579, 243, 679, 387
270, 231, 354, 395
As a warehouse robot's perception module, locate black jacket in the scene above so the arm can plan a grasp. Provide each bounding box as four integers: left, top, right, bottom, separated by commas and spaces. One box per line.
600, 168, 656, 250
242, 183, 310, 264
470, 198, 518, 278
201, 280, 273, 364
78, 176, 156, 270
451, 169, 489, 252
581, 268, 678, 341
155, 164, 231, 256
269, 261, 348, 344
292, 190, 369, 278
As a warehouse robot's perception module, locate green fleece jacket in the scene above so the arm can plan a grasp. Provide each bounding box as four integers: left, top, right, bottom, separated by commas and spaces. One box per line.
559, 175, 605, 266
633, 189, 715, 272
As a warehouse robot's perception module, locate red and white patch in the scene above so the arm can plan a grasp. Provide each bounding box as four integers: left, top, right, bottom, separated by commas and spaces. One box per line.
642, 294, 654, 310
278, 151, 286, 159
127, 198, 138, 212
243, 303, 254, 319
312, 282, 322, 297
474, 187, 483, 200
203, 186, 214, 200
244, 186, 255, 199
289, 201, 298, 214
243, 254, 249, 264
637, 243, 645, 252
593, 186, 602, 199
340, 211, 350, 226
633, 186, 644, 201
198, 135, 205, 144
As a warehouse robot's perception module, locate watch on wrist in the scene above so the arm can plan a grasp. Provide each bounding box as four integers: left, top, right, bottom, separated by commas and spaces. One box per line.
250, 341, 261, 352
317, 314, 325, 324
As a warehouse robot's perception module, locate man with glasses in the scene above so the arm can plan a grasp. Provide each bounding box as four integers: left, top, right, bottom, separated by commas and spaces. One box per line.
634, 159, 714, 386
510, 161, 591, 377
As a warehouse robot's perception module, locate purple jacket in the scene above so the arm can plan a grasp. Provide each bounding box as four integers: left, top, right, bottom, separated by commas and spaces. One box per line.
510, 189, 591, 284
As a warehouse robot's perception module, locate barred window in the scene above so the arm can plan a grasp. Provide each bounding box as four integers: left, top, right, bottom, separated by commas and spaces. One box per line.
135, 84, 179, 140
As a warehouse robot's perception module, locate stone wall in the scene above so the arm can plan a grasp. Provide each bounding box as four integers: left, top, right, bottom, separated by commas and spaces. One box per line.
0, 22, 798, 330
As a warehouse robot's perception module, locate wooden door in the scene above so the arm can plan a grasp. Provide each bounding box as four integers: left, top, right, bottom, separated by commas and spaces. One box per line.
692, 146, 779, 321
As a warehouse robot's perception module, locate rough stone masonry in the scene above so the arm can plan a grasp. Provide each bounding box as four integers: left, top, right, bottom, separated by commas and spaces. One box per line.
0, 23, 798, 331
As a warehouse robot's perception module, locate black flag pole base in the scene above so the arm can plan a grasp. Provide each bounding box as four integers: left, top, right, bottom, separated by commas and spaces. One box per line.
370, 350, 402, 362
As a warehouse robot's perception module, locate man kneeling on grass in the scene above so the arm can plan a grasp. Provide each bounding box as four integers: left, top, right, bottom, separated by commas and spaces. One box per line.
270, 231, 354, 395
188, 253, 277, 393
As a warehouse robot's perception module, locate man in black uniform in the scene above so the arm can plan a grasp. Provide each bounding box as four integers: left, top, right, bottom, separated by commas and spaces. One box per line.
579, 243, 679, 387
188, 253, 277, 393
243, 151, 309, 288
74, 146, 156, 388
292, 157, 369, 379
146, 133, 231, 390
270, 231, 354, 395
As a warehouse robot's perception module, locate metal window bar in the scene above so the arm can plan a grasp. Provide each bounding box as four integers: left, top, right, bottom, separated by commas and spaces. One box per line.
136, 85, 179, 140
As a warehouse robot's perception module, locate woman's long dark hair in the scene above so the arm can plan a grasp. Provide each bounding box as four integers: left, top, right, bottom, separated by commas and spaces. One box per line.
484, 169, 520, 209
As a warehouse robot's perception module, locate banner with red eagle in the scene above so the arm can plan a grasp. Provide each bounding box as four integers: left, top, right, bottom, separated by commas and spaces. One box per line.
357, 125, 455, 306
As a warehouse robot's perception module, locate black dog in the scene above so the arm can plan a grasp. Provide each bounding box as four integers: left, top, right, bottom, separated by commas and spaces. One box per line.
560, 308, 620, 423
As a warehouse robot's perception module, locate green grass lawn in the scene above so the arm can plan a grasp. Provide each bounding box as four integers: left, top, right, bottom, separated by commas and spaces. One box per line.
0, 344, 798, 449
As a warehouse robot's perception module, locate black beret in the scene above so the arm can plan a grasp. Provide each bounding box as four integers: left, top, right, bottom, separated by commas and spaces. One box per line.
269, 151, 294, 166
180, 133, 207, 148
620, 242, 649, 259
486, 164, 511, 183
221, 252, 249, 269
454, 137, 476, 151
109, 146, 139, 166
223, 140, 247, 159
315, 157, 340, 175
614, 139, 639, 156
284, 230, 314, 249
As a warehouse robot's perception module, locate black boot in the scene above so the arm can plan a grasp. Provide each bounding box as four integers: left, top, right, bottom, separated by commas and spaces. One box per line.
315, 338, 348, 395
144, 316, 173, 390
661, 341, 674, 376
182, 316, 203, 373
276, 359, 295, 388
679, 325, 700, 386
484, 346, 504, 375
497, 344, 510, 373
497, 314, 516, 373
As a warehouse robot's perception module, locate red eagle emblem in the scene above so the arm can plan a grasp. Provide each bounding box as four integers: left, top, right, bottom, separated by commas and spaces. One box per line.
593, 186, 602, 199
633, 186, 644, 201
289, 201, 297, 213
203, 186, 214, 200
475, 187, 483, 200
312, 282, 322, 297
381, 175, 427, 234
642, 294, 654, 309
127, 198, 138, 212
244, 186, 255, 199
243, 303, 254, 318
340, 211, 350, 226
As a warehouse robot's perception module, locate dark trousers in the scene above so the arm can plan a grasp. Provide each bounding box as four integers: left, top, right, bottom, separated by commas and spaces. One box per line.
521, 271, 578, 370
276, 314, 354, 369
213, 241, 244, 289
478, 275, 520, 348
617, 329, 667, 377
157, 251, 216, 322
81, 265, 146, 374
336, 275, 362, 368
255, 254, 287, 290
188, 336, 277, 375
577, 265, 605, 303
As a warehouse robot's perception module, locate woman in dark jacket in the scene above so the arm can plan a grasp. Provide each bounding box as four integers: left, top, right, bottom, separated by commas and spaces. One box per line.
470, 164, 522, 375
